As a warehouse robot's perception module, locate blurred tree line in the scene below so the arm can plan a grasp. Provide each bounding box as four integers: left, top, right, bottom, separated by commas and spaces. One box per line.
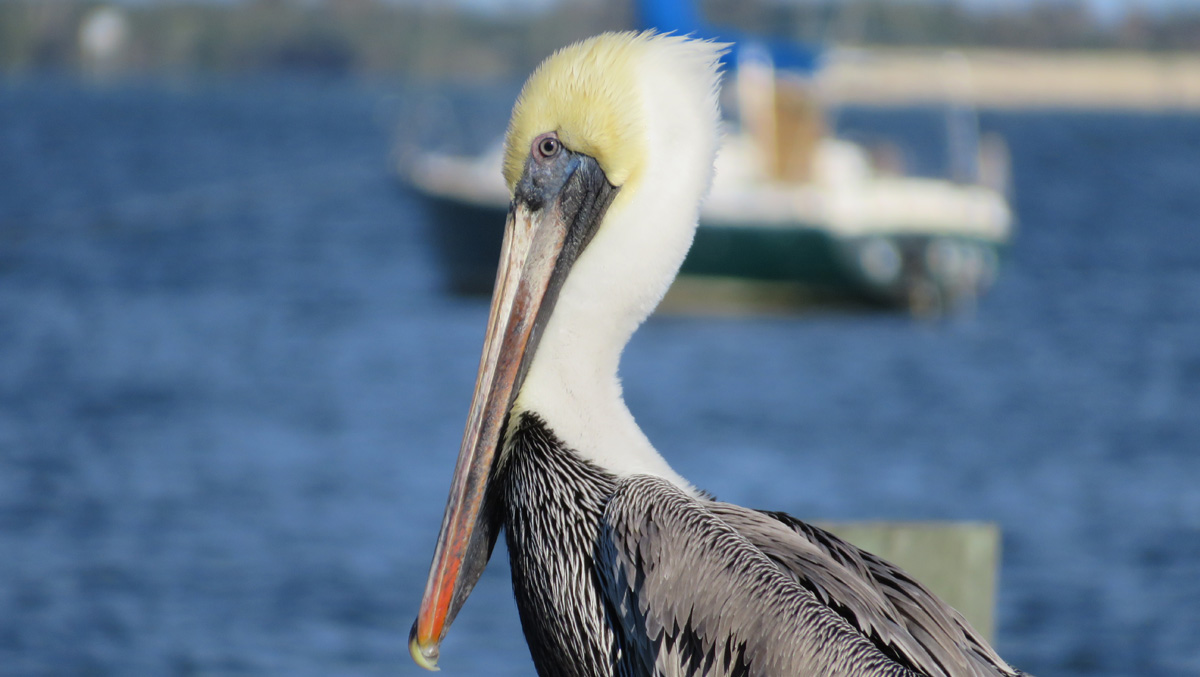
1, 0, 1199, 78
706, 0, 1200, 51
0, 0, 630, 78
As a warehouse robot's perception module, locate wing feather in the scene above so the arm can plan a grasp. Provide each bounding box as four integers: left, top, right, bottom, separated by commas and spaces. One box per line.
598, 475, 919, 677
714, 506, 1022, 677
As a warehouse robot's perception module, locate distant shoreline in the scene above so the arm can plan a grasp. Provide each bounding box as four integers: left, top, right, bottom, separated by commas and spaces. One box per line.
822, 49, 1200, 111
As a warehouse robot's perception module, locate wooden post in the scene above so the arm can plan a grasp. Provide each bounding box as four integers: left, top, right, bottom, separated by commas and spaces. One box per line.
818, 522, 1000, 642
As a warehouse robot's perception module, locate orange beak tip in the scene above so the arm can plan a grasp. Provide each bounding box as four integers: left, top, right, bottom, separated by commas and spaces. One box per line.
409, 621, 441, 671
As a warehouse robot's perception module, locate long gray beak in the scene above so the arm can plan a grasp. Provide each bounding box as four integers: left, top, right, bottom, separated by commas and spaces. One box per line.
410, 148, 617, 670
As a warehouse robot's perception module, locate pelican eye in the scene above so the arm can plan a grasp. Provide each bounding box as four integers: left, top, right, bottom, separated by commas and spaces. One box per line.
534, 135, 561, 160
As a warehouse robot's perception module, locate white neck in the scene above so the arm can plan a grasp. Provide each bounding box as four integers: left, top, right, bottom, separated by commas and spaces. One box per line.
510, 43, 721, 494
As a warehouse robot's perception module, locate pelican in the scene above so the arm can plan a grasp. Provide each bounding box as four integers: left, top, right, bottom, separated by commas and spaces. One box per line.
410, 32, 1028, 677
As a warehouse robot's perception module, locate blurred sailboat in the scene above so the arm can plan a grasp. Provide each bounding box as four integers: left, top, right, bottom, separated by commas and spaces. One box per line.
401, 0, 1012, 314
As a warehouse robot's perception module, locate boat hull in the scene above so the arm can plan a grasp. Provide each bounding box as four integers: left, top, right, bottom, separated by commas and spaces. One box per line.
414, 187, 1004, 313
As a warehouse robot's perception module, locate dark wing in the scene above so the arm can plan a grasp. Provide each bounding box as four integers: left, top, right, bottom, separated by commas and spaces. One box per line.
711, 504, 1022, 677
597, 475, 919, 677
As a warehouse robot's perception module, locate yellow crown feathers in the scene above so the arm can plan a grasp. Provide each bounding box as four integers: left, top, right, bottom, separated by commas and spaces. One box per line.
502, 32, 654, 194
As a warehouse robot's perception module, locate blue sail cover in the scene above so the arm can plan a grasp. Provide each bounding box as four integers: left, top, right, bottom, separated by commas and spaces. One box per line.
634, 0, 822, 74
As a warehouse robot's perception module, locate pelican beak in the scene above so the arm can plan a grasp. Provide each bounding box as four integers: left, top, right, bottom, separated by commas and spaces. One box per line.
410, 146, 617, 670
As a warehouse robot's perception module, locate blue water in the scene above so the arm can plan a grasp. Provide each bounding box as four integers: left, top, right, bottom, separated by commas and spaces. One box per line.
1, 77, 1198, 676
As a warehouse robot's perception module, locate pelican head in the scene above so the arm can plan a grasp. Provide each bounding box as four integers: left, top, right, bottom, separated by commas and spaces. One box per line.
410, 32, 725, 670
